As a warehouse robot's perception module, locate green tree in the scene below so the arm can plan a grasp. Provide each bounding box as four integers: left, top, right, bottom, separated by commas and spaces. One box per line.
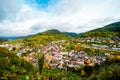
38, 53, 45, 75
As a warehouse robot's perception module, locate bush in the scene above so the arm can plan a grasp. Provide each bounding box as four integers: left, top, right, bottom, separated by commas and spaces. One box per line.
0, 47, 38, 79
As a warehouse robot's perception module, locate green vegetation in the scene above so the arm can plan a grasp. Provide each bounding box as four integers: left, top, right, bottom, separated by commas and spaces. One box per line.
63, 32, 78, 37
24, 29, 71, 45
38, 54, 45, 75
0, 47, 38, 79
81, 32, 119, 37
90, 21, 120, 32
0, 37, 8, 42
41, 68, 81, 80
0, 47, 82, 80
89, 56, 120, 80
80, 21, 120, 37
7, 39, 23, 44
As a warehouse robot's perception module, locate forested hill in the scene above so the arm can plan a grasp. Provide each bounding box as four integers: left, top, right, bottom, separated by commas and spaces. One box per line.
63, 32, 78, 37
24, 29, 72, 45
81, 21, 120, 37
0, 37, 8, 42
41, 29, 62, 35
27, 29, 71, 39
90, 21, 120, 32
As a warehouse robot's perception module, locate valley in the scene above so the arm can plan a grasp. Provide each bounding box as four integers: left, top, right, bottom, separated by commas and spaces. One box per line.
0, 22, 120, 80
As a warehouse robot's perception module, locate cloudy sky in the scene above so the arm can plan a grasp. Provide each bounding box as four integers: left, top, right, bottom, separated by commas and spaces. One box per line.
0, 0, 120, 36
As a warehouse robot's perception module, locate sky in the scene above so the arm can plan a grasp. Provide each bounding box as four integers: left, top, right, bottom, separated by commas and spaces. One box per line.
0, 0, 120, 36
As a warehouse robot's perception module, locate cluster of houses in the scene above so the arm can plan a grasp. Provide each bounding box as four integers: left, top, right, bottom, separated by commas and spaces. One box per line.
41, 43, 107, 70
0, 43, 21, 50
0, 37, 119, 70
84, 44, 110, 50
80, 36, 120, 51
22, 52, 38, 66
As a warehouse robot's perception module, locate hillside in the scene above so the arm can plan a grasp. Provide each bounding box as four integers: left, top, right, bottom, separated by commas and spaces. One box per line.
81, 21, 120, 37
24, 29, 72, 45
41, 29, 62, 34
90, 21, 120, 32
63, 32, 78, 37
0, 37, 8, 42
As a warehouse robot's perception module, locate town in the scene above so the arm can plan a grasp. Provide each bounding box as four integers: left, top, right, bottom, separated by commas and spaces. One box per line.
0, 36, 120, 70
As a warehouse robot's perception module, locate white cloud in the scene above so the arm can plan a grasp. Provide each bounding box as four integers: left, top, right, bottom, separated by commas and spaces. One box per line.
0, 0, 120, 36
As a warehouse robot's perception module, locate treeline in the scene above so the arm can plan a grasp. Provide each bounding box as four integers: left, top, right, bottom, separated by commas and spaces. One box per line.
0, 37, 8, 42
80, 32, 120, 37
91, 21, 120, 32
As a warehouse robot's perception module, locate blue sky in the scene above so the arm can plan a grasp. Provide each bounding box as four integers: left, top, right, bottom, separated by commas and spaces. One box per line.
25, 0, 58, 11
0, 0, 120, 36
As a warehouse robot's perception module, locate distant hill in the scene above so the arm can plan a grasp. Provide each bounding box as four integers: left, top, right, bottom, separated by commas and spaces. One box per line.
81, 21, 120, 37
0, 36, 25, 41
90, 21, 120, 32
6, 36, 25, 40
24, 29, 71, 45
0, 37, 8, 42
35, 29, 71, 38
63, 32, 78, 37
41, 29, 61, 34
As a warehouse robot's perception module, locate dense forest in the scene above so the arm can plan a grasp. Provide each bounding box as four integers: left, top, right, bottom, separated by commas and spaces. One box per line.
80, 22, 120, 37
90, 21, 120, 32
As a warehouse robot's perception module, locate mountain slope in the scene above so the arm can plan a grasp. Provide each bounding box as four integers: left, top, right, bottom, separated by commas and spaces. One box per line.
34, 29, 71, 39
24, 29, 71, 45
41, 29, 61, 34
63, 32, 78, 37
81, 21, 120, 37
0, 37, 8, 42
90, 21, 120, 32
